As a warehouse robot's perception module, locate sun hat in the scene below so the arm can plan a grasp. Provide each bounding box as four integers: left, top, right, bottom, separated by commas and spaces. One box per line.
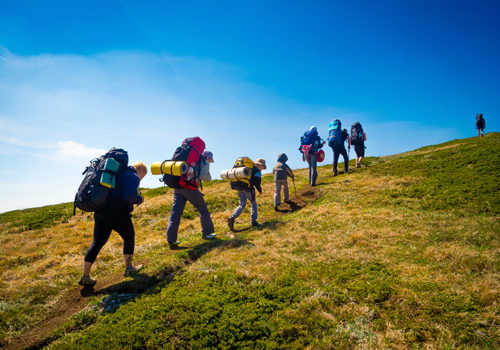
202, 151, 214, 163
254, 158, 267, 169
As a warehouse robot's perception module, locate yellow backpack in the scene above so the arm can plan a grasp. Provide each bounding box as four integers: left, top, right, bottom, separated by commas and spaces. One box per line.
230, 157, 254, 190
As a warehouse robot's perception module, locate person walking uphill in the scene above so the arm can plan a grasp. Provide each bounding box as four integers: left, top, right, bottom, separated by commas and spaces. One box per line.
227, 157, 266, 230
475, 113, 485, 138
328, 119, 350, 176
79, 161, 147, 286
299, 126, 325, 186
350, 121, 366, 168
165, 138, 216, 249
273, 153, 294, 210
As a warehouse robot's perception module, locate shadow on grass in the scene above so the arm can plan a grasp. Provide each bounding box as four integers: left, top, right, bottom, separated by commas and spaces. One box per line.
232, 226, 253, 233
275, 200, 304, 213
80, 238, 252, 299
253, 219, 285, 232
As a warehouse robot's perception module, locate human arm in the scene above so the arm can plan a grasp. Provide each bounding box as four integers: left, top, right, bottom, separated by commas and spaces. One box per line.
122, 172, 143, 205
198, 161, 212, 182
285, 164, 294, 179
251, 168, 263, 193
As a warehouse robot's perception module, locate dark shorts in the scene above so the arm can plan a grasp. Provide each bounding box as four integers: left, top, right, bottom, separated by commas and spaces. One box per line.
354, 142, 365, 157
476, 121, 485, 130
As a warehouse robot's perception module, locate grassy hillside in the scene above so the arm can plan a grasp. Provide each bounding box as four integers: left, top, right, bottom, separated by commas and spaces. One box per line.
0, 133, 498, 349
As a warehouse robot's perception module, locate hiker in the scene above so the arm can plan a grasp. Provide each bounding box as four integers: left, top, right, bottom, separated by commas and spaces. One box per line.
475, 113, 485, 138
328, 119, 350, 176
165, 139, 216, 249
299, 126, 325, 186
199, 151, 214, 181
350, 121, 366, 168
227, 158, 266, 230
273, 153, 294, 211
79, 161, 147, 286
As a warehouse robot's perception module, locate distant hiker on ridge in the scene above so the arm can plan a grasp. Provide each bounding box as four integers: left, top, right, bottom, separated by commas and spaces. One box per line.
273, 153, 295, 211
350, 121, 367, 168
299, 126, 325, 186
79, 161, 147, 286
475, 113, 485, 138
164, 138, 217, 249
227, 157, 267, 230
328, 119, 350, 176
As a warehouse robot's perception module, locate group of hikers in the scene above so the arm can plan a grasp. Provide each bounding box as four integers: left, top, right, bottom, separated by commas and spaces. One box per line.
76, 119, 365, 286
77, 113, 484, 286
299, 119, 367, 186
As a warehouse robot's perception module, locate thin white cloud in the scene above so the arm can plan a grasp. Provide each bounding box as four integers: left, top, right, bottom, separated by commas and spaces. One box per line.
55, 141, 105, 159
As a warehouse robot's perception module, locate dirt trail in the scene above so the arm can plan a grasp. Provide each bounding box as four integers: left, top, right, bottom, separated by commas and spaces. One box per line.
3, 272, 127, 350
3, 186, 323, 350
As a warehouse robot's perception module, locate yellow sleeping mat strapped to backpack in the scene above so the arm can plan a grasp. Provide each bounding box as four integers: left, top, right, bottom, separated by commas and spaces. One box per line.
151, 161, 188, 176
229, 157, 254, 187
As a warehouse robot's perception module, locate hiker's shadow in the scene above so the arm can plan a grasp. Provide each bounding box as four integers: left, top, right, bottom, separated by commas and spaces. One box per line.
184, 238, 252, 262
276, 201, 303, 213
95, 272, 153, 295
80, 272, 152, 297
80, 237, 253, 297
253, 220, 285, 231
232, 226, 253, 233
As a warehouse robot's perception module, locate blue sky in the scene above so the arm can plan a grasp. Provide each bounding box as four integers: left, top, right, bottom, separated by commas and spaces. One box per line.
0, 0, 498, 213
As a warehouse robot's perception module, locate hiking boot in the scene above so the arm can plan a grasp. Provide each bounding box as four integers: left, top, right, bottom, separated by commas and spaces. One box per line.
202, 233, 217, 240
356, 163, 361, 168
333, 171, 338, 176
274, 205, 279, 211
168, 241, 180, 249
252, 221, 260, 227
124, 265, 141, 277
284, 199, 293, 204
78, 275, 96, 286
227, 217, 235, 231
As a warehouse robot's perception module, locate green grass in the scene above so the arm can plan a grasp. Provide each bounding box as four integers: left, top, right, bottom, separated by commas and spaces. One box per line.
0, 202, 74, 233
1, 134, 499, 349
368, 134, 500, 214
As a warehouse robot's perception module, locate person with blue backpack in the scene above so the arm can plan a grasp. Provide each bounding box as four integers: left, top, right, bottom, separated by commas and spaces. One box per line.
328, 119, 351, 176
299, 126, 325, 186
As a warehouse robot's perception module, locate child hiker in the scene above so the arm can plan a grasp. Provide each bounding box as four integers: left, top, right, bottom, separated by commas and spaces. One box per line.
227, 157, 267, 230
273, 153, 294, 211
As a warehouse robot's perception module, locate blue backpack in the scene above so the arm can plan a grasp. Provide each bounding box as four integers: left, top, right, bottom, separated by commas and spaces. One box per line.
299, 130, 319, 155
301, 130, 318, 146
328, 120, 343, 147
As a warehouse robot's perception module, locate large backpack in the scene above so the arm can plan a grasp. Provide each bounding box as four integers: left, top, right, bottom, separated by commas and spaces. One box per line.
300, 130, 318, 155
328, 120, 343, 147
229, 157, 255, 191
350, 122, 364, 146
162, 137, 205, 190
74, 148, 129, 214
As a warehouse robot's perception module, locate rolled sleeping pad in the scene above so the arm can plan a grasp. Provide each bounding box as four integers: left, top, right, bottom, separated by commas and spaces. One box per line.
100, 158, 120, 189
151, 161, 188, 176
220, 167, 251, 181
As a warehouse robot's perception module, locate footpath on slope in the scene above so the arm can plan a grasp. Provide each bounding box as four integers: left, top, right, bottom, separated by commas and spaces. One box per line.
3, 185, 323, 350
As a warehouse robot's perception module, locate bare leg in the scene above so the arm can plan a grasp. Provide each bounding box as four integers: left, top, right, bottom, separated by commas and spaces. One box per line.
83, 261, 93, 276
124, 254, 133, 269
